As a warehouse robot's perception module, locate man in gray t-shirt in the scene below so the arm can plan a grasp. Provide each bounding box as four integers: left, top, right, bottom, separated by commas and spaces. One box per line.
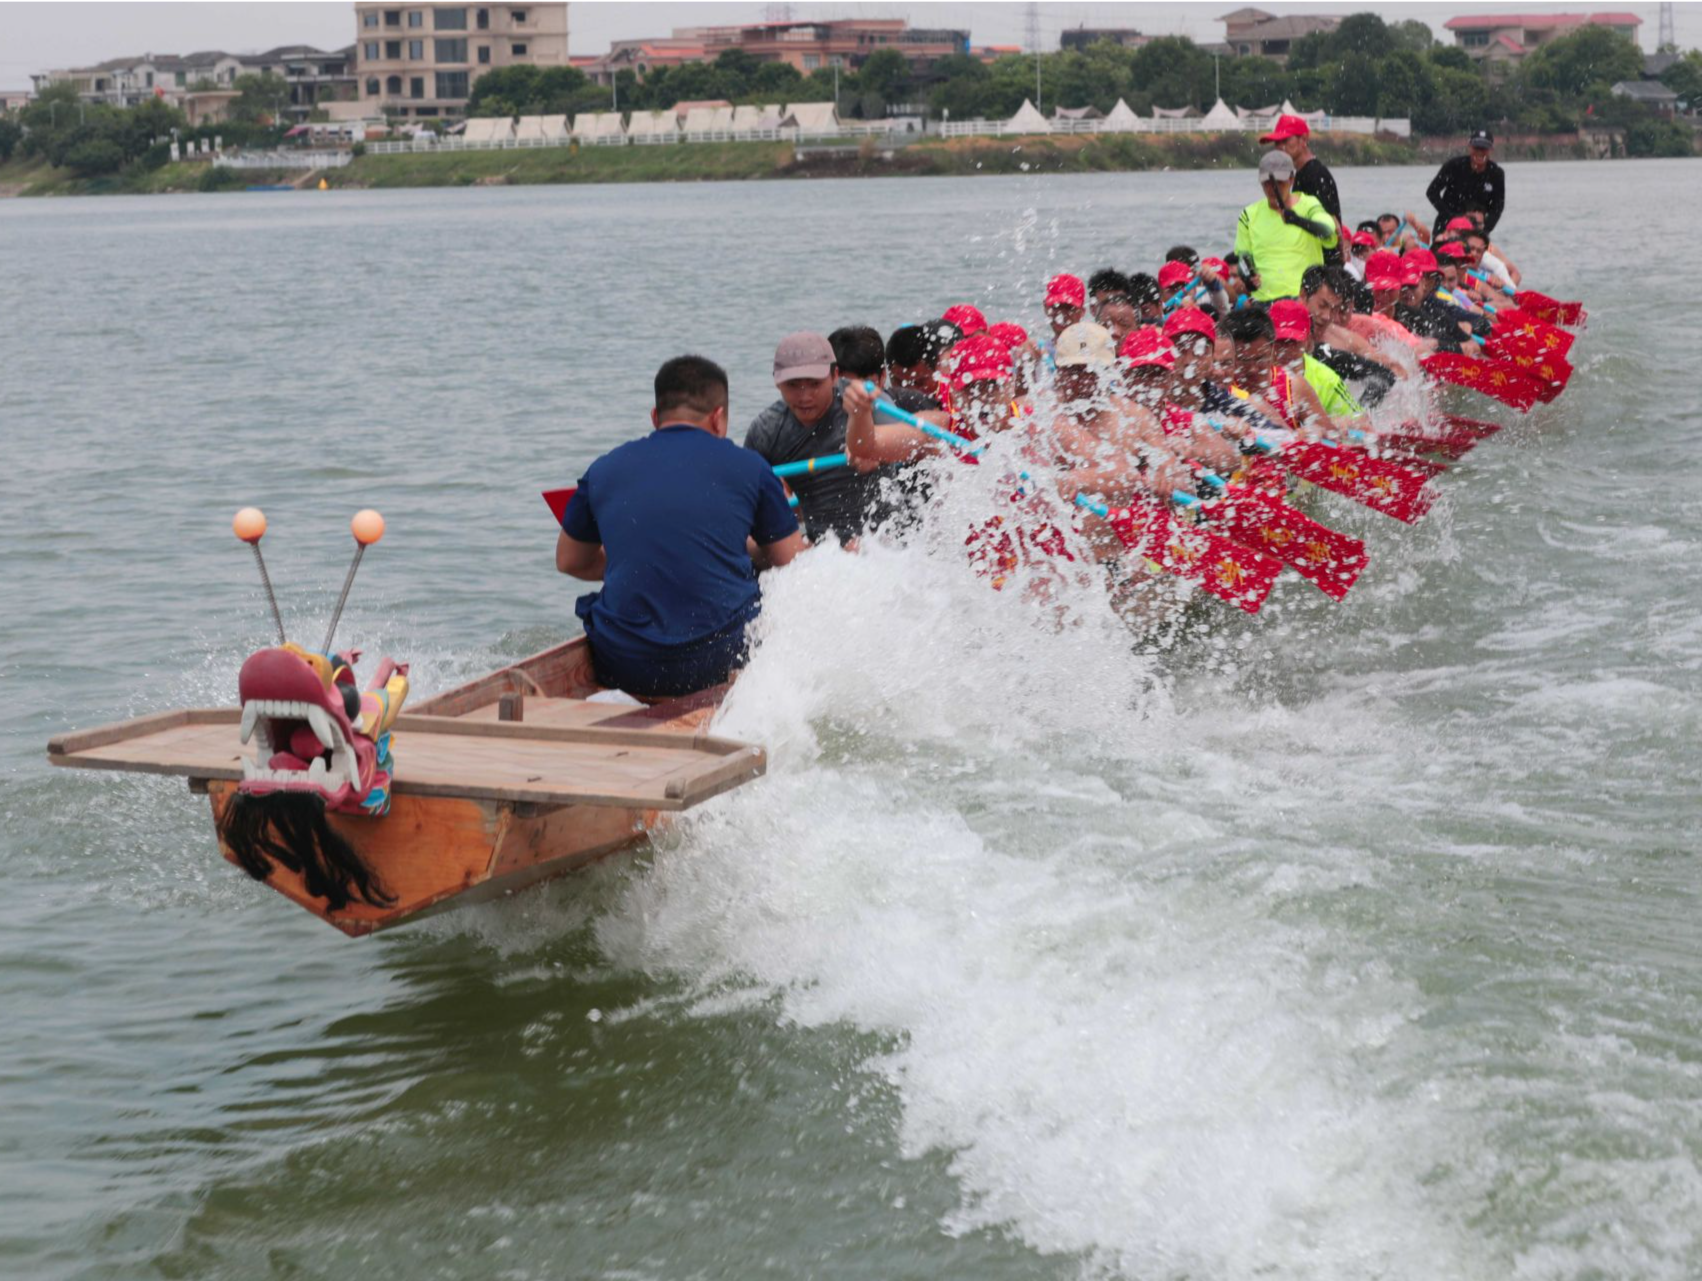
744, 331, 882, 544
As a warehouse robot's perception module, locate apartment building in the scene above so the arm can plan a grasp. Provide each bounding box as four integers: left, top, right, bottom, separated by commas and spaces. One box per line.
1217, 9, 1342, 62
579, 19, 968, 85
1443, 12, 1642, 65
354, 2, 568, 117
31, 47, 355, 121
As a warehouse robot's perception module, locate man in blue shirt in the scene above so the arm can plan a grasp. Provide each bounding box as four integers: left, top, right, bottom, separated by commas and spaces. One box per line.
556, 355, 804, 698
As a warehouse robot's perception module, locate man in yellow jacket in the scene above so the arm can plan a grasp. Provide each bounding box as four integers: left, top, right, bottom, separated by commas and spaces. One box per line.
1233, 150, 1338, 302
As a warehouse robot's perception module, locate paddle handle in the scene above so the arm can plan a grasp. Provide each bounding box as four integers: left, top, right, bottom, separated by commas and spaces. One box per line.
1469, 269, 1516, 299
862, 383, 980, 454
772, 452, 848, 478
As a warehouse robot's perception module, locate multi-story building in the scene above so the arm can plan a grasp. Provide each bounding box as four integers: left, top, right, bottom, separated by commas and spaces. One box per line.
1217, 8, 1342, 62
579, 18, 969, 85
353, 2, 568, 117
31, 47, 355, 121
1442, 12, 1642, 65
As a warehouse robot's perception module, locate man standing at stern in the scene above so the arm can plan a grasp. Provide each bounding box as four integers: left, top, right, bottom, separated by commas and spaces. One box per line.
1426, 129, 1505, 241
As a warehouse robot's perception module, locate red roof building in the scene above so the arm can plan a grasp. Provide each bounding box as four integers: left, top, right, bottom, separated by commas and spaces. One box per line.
1444, 12, 1642, 63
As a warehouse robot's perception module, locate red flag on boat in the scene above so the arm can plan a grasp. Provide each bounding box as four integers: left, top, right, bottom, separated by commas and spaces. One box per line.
1492, 309, 1575, 360
1489, 345, 1574, 399
1278, 441, 1437, 523
1511, 290, 1585, 327
1378, 428, 1479, 460
1207, 485, 1368, 601
543, 487, 576, 525
1108, 499, 1282, 613
1423, 352, 1546, 412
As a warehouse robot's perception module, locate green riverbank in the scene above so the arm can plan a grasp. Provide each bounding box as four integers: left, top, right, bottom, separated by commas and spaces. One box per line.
1, 132, 1427, 197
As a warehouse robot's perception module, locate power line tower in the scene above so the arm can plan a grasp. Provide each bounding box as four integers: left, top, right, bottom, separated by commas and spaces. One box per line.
1658, 0, 1675, 51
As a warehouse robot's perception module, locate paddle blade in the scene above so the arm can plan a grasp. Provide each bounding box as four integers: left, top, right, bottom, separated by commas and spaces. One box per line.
1513, 290, 1586, 326
1279, 442, 1437, 524
1489, 346, 1574, 401
1423, 352, 1545, 412
1492, 310, 1576, 360
1438, 414, 1503, 440
1210, 486, 1368, 602
964, 512, 1074, 591
542, 487, 576, 527
1379, 429, 1480, 461
1109, 500, 1282, 614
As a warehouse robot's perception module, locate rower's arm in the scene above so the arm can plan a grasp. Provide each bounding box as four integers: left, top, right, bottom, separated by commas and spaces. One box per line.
843, 378, 943, 464
1289, 377, 1337, 442
555, 531, 606, 581
749, 529, 805, 571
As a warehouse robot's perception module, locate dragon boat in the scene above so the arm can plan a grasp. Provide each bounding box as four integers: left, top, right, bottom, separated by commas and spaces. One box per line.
47, 509, 765, 938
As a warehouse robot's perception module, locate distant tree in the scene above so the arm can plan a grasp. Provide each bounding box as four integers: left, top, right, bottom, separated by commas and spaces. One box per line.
0, 118, 19, 162
713, 47, 760, 94
1221, 55, 1288, 109
1329, 52, 1381, 114
1330, 14, 1397, 61
927, 53, 994, 119
1391, 19, 1436, 54
1522, 25, 1643, 99
63, 137, 125, 175
1428, 46, 1474, 73
856, 48, 912, 105
1659, 49, 1702, 107
228, 72, 292, 125
1375, 50, 1435, 118
1285, 32, 1331, 73
1413, 66, 1489, 134
466, 64, 541, 115
749, 60, 803, 98
1129, 36, 1214, 111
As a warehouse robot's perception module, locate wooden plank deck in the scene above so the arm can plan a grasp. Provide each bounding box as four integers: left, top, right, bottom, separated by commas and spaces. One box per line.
48, 701, 764, 811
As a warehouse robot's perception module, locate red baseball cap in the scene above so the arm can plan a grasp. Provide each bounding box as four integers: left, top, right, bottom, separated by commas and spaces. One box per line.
1202, 256, 1229, 276
1351, 230, 1377, 248
1436, 240, 1470, 260
1163, 307, 1217, 343
1258, 113, 1310, 143
1043, 273, 1085, 308
1118, 328, 1175, 369
1158, 260, 1194, 291
1364, 250, 1404, 290
1401, 261, 1424, 287
945, 333, 1013, 391
986, 321, 1029, 350
942, 304, 988, 336
1268, 299, 1312, 342
1445, 215, 1476, 232
1404, 247, 1438, 274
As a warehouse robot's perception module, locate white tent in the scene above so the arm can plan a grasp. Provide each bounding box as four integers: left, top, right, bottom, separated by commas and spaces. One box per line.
625, 110, 675, 140
1200, 98, 1241, 130
1280, 98, 1327, 124
537, 114, 569, 142
513, 115, 548, 142
1237, 103, 1281, 119
1151, 104, 1199, 119
571, 112, 626, 142
1102, 98, 1142, 132
1004, 98, 1051, 134
681, 105, 735, 134
732, 104, 787, 133
464, 117, 514, 144
1053, 104, 1103, 121
783, 102, 839, 133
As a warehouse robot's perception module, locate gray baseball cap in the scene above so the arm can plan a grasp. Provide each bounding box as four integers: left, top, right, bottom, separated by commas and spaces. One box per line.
773, 331, 835, 383
1258, 149, 1295, 182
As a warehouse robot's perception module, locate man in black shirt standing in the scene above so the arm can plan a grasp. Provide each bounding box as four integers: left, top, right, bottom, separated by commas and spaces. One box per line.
1262, 114, 1342, 266
1426, 129, 1505, 240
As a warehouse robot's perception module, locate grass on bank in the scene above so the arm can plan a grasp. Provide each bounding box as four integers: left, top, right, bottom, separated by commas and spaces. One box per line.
3, 131, 1431, 197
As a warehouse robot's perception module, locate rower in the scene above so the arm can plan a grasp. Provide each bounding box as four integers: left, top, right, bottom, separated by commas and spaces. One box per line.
884, 319, 960, 413
556, 356, 803, 699
1234, 149, 1339, 302
1044, 273, 1086, 339
1269, 298, 1367, 436
1300, 266, 1401, 405
1221, 305, 1332, 442
745, 331, 877, 545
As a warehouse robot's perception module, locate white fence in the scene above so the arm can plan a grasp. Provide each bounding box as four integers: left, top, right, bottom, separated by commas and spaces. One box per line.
214, 149, 354, 170
942, 114, 1411, 139
362, 116, 917, 155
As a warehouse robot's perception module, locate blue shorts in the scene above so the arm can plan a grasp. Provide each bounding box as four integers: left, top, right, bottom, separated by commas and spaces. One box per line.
585, 618, 751, 700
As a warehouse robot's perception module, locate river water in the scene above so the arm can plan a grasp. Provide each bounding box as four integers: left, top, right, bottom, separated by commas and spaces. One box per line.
2, 160, 1699, 1280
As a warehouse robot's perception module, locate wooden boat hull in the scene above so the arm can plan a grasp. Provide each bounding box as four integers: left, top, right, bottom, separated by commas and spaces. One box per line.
51, 637, 760, 937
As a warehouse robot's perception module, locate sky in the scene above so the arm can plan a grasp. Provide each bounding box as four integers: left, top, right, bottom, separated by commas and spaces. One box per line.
2, 0, 1697, 87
